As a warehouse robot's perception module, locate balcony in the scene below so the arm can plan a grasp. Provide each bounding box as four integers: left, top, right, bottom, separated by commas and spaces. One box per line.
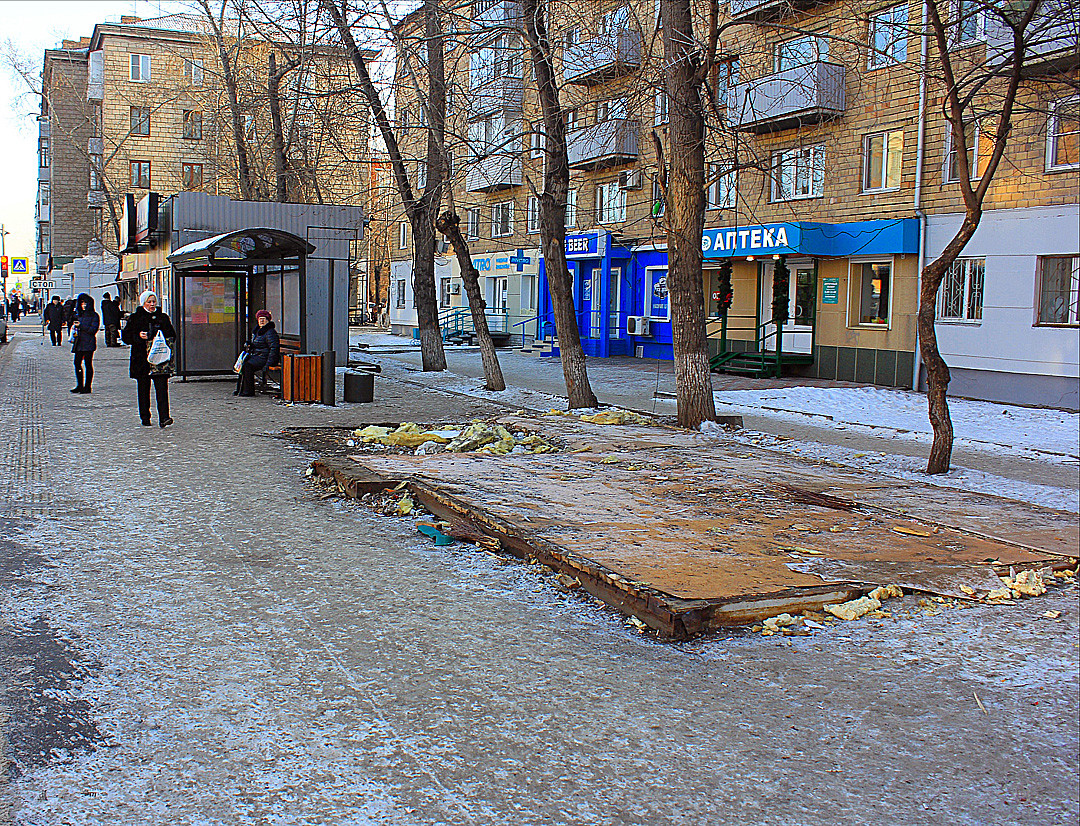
472, 0, 521, 28
726, 0, 828, 22
727, 61, 846, 133
37, 203, 50, 222
466, 75, 524, 119
563, 30, 642, 86
87, 50, 103, 101
88, 136, 103, 155
37, 119, 50, 137
87, 190, 107, 209
37, 166, 50, 183
37, 253, 50, 273
567, 119, 639, 170
465, 153, 522, 192
986, 3, 1080, 76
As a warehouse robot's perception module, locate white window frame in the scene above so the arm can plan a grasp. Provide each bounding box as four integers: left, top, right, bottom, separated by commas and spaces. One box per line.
185, 59, 203, 86
416, 160, 427, 191
398, 221, 408, 250
862, 129, 904, 192
938, 257, 985, 323
465, 208, 480, 240
774, 34, 829, 72
595, 181, 626, 223
530, 121, 545, 158
944, 120, 981, 182
565, 189, 577, 228
953, 0, 986, 47
1035, 256, 1080, 326
771, 144, 825, 201
39, 182, 50, 208
654, 91, 669, 126
1046, 97, 1079, 172
129, 53, 151, 82
706, 165, 736, 209
130, 105, 150, 136
597, 98, 627, 123
848, 258, 895, 329
492, 201, 513, 237
644, 267, 670, 322
526, 196, 540, 233
868, 4, 909, 69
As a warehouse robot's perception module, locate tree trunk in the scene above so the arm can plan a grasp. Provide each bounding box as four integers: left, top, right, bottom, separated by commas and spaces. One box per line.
268, 52, 289, 202
436, 211, 506, 391
200, 1, 254, 200
521, 0, 597, 409
661, 0, 716, 428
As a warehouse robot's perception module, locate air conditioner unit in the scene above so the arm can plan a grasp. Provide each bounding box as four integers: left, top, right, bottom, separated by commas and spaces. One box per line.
626, 315, 650, 336
618, 169, 642, 190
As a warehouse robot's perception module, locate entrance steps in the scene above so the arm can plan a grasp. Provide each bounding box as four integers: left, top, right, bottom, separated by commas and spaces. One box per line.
520, 337, 560, 358
710, 350, 814, 379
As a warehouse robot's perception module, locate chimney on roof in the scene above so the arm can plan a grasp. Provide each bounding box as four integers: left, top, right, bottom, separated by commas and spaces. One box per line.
62, 39, 79, 49
120, 15, 140, 24
80, 36, 91, 46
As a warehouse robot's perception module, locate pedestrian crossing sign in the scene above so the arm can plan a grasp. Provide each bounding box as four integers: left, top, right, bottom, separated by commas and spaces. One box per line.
11, 258, 28, 274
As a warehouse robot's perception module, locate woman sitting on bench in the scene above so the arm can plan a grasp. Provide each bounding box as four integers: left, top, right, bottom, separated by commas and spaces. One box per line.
236, 309, 280, 396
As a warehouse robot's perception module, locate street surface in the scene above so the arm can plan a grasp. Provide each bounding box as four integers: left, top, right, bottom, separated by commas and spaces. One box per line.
1, 325, 1077, 825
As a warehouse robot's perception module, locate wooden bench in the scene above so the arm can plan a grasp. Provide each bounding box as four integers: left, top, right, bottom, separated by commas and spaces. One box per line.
260, 336, 302, 396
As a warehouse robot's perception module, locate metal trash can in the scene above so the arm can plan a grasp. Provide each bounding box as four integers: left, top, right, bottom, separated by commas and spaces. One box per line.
343, 370, 374, 403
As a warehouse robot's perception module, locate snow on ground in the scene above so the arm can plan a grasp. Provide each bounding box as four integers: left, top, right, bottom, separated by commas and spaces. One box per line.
713, 385, 1080, 464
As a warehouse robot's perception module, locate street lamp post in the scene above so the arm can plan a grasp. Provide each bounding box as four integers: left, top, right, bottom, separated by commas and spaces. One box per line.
1, 224, 9, 303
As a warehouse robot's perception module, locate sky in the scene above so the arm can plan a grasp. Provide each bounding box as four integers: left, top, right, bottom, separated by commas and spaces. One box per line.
0, 1, 182, 278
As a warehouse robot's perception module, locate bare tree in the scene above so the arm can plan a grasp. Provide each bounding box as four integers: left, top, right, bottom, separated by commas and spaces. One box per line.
521, 0, 597, 409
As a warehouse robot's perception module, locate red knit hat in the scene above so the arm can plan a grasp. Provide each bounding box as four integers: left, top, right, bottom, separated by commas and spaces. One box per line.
256, 310, 272, 321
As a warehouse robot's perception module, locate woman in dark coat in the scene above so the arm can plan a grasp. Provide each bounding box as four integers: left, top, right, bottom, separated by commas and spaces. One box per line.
70, 293, 100, 393
43, 295, 65, 346
236, 309, 280, 397
121, 290, 176, 427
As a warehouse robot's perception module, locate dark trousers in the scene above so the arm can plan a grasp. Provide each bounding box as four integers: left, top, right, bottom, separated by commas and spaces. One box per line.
136, 376, 170, 424
50, 328, 62, 345
238, 360, 267, 396
105, 324, 119, 347
74, 351, 94, 390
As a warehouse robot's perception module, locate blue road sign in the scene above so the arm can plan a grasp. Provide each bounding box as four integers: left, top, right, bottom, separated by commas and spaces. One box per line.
11, 257, 28, 274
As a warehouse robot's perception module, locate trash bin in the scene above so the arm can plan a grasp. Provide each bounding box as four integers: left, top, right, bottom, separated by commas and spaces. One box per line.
282, 353, 322, 402
344, 370, 374, 403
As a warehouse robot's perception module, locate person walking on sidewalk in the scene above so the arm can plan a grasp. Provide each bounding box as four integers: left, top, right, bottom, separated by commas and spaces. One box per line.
62, 297, 76, 333
121, 290, 175, 428
101, 291, 121, 347
236, 309, 280, 397
43, 295, 65, 346
70, 293, 100, 394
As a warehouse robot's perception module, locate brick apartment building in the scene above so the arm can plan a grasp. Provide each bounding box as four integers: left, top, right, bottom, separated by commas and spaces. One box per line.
386, 0, 1078, 408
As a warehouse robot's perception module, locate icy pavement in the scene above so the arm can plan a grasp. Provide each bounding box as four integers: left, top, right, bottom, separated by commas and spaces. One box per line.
1, 335, 1077, 825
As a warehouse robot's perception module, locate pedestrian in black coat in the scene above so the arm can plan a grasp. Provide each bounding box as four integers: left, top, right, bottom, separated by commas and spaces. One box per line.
62, 297, 76, 331
70, 293, 100, 393
236, 309, 280, 396
121, 290, 176, 427
43, 295, 65, 346
101, 291, 121, 347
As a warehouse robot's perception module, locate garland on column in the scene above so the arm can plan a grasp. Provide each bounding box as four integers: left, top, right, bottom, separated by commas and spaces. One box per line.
717, 259, 733, 314
771, 255, 790, 324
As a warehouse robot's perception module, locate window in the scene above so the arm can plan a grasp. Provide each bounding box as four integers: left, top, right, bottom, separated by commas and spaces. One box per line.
944, 120, 983, 182
527, 196, 540, 233
564, 108, 579, 131
939, 258, 985, 322
184, 59, 203, 86
1047, 98, 1079, 172
772, 144, 825, 200
775, 34, 828, 71
130, 160, 151, 189
130, 106, 150, 136
466, 208, 480, 240
416, 160, 427, 191
492, 201, 513, 237
646, 268, 669, 321
395, 279, 406, 309
564, 27, 581, 49
863, 129, 904, 191
869, 4, 909, 68
440, 277, 451, 308
38, 182, 50, 208
129, 53, 151, 82
38, 137, 48, 168
654, 91, 669, 126
565, 189, 577, 228
398, 222, 408, 250
652, 180, 665, 216
469, 113, 517, 157
713, 58, 739, 107
706, 165, 736, 209
853, 261, 892, 326
530, 121, 545, 158
89, 163, 101, 191
183, 110, 203, 140
597, 98, 627, 122
38, 225, 50, 255
595, 181, 626, 223
600, 6, 630, 34
1036, 256, 1080, 326
181, 162, 203, 190
469, 34, 521, 88
954, 0, 985, 45
399, 108, 410, 130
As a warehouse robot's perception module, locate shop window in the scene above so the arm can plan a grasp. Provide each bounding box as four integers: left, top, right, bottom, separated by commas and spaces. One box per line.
772, 144, 824, 201
182, 162, 203, 190
492, 201, 513, 237
863, 129, 904, 191
869, 4, 908, 68
130, 106, 150, 136
645, 269, 669, 321
1036, 256, 1080, 326
939, 257, 984, 322
527, 196, 540, 233
852, 261, 892, 326
183, 110, 203, 140
565, 189, 577, 228
1046, 98, 1079, 172
130, 160, 151, 189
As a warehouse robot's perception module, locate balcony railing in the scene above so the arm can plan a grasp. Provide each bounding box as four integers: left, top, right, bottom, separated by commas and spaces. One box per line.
563, 29, 642, 86
986, 3, 1080, 76
472, 0, 521, 28
466, 75, 524, 119
465, 153, 522, 192
727, 61, 846, 133
726, 0, 828, 22
567, 119, 640, 170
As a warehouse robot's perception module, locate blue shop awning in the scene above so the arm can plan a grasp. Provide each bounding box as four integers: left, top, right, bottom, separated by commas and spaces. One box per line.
702, 218, 919, 259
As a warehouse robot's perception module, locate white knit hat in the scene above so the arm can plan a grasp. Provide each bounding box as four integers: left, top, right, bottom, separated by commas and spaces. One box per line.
139, 290, 158, 307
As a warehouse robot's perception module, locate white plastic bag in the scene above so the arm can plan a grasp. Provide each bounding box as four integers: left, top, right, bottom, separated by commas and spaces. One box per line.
233, 351, 247, 373
147, 330, 171, 365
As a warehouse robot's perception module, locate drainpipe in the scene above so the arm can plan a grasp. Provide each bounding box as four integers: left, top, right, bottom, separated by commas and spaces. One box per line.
911, 0, 930, 393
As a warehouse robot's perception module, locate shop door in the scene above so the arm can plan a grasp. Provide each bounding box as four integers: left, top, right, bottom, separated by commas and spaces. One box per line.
487, 276, 508, 332
760, 262, 814, 354
577, 264, 602, 340
608, 266, 622, 338
179, 272, 243, 374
